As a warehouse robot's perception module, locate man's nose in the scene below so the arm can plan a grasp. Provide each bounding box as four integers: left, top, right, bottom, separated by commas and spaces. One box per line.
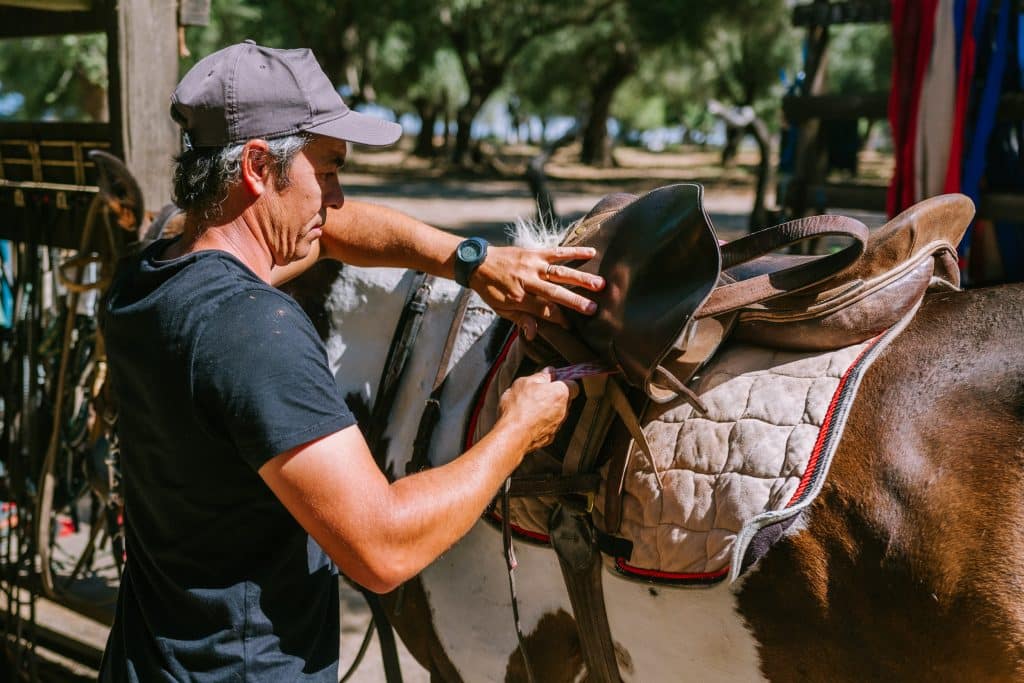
323, 178, 345, 210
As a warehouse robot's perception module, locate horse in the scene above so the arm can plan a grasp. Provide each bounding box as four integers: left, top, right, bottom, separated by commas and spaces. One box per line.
283, 218, 1024, 681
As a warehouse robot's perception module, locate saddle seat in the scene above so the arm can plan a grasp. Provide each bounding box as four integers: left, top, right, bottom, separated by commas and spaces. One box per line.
728, 193, 974, 351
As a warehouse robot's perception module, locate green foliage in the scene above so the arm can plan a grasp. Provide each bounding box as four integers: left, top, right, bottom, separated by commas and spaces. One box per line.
0, 33, 107, 121
827, 25, 892, 94
180, 0, 263, 71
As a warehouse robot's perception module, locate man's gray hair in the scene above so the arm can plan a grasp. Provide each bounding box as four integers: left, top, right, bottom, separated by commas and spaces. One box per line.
172, 134, 310, 221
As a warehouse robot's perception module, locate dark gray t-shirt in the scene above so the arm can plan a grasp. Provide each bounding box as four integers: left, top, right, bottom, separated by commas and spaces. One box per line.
99, 238, 355, 682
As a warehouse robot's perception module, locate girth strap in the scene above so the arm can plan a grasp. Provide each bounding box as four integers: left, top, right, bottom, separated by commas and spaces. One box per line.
548, 505, 622, 683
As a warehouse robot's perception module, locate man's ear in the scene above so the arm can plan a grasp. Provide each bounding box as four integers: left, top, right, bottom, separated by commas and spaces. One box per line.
240, 139, 271, 197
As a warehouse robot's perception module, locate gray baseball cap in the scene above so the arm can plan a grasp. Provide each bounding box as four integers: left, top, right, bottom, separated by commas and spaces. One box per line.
171, 41, 402, 148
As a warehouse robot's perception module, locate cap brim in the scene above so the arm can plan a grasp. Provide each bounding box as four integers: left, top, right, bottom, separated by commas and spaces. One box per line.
306, 110, 402, 147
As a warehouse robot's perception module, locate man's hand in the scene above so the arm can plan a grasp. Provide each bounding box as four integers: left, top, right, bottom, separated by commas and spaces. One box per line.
470, 245, 605, 340
497, 368, 580, 454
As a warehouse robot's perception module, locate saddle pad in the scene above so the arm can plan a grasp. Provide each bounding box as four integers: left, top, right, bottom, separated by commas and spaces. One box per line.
468, 306, 915, 584
594, 339, 872, 581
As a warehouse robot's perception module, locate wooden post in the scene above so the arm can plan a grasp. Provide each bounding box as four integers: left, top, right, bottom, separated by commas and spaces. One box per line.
112, 0, 179, 213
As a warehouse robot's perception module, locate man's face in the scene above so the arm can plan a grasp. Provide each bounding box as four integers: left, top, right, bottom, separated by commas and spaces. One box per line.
264, 135, 346, 266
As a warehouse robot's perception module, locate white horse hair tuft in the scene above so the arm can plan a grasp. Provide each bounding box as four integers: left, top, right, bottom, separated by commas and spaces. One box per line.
506, 215, 569, 249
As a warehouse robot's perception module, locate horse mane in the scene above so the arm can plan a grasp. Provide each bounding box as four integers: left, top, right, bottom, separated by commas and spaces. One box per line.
506, 215, 570, 249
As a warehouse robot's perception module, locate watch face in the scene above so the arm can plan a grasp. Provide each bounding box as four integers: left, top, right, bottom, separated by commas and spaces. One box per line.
458, 240, 484, 261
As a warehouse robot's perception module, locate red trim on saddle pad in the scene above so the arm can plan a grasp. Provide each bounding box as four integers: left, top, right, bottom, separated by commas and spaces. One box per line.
486, 510, 551, 544
786, 334, 883, 506
465, 330, 518, 452
613, 558, 730, 585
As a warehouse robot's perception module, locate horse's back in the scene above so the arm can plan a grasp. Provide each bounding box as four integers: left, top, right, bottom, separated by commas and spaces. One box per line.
738, 284, 1024, 682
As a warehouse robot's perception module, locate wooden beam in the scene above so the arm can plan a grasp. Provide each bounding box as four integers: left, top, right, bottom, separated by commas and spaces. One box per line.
113, 0, 178, 212
978, 192, 1024, 222
787, 91, 1024, 124
0, 121, 111, 142
801, 183, 1024, 224
783, 91, 889, 122
793, 0, 891, 27
0, 6, 105, 37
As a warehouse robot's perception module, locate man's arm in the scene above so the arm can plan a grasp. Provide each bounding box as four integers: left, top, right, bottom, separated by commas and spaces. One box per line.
272, 200, 605, 337
259, 369, 576, 594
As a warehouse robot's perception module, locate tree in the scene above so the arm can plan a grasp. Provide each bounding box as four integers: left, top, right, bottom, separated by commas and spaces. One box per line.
0, 34, 108, 121
438, 0, 616, 165
368, 9, 467, 158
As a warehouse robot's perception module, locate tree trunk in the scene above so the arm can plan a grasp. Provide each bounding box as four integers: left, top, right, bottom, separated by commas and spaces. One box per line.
452, 85, 496, 166
748, 117, 773, 231
413, 99, 438, 158
580, 45, 636, 167
721, 125, 742, 167
452, 104, 477, 166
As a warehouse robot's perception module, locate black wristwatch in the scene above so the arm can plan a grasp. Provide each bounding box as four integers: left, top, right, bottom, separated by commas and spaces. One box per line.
453, 237, 489, 287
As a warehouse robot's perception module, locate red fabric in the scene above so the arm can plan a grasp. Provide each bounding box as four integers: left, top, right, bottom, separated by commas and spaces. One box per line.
944, 0, 979, 193
888, 0, 940, 216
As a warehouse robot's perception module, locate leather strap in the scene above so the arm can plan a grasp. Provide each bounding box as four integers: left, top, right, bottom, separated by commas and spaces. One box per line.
506, 472, 601, 499
368, 272, 431, 460
699, 214, 869, 318
406, 288, 473, 476
549, 505, 622, 683
356, 586, 404, 683
602, 378, 658, 533
562, 375, 609, 476
503, 478, 537, 683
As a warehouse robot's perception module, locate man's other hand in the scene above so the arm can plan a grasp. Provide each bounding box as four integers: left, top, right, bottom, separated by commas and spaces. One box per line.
496, 368, 580, 454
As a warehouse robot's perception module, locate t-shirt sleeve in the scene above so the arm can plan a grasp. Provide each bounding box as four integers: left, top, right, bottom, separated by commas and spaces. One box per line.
191, 289, 356, 470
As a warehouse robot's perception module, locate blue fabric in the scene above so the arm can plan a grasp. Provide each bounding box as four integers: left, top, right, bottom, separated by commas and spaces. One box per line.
991, 12, 1024, 282
0, 241, 11, 328
960, 0, 1011, 257
955, 0, 967, 67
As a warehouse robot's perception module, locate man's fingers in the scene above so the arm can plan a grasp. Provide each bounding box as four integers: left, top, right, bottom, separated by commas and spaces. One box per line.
547, 246, 597, 263
562, 379, 580, 400
542, 263, 604, 292
539, 368, 580, 400
529, 280, 597, 317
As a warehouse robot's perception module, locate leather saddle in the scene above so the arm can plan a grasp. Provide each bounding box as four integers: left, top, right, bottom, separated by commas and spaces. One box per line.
556, 183, 869, 403
729, 192, 973, 349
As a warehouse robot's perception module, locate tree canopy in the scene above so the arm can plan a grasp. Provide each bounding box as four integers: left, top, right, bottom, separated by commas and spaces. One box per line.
0, 0, 893, 167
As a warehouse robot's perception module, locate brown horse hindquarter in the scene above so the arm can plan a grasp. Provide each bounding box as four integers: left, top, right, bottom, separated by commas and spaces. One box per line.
738, 285, 1024, 682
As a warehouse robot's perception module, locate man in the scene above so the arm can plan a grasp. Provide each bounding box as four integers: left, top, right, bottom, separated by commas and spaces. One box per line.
98, 42, 604, 681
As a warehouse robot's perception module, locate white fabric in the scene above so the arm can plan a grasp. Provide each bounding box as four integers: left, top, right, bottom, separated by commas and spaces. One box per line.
916, 0, 956, 200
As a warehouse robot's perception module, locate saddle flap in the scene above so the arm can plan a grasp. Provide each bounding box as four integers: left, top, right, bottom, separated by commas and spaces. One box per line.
562, 184, 721, 400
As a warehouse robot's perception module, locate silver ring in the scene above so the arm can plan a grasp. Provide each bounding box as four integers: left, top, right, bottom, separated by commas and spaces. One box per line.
544, 264, 554, 281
